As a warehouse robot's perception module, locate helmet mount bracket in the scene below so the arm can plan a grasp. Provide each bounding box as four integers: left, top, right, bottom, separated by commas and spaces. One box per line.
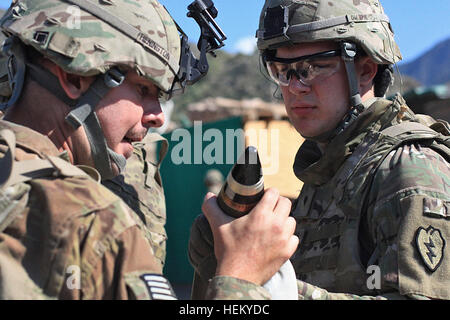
176, 0, 227, 91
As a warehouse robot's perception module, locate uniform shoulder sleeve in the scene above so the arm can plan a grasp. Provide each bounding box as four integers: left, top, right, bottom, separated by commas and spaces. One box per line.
297, 280, 396, 300
102, 143, 167, 269
205, 276, 271, 300
70, 189, 170, 300
366, 143, 450, 300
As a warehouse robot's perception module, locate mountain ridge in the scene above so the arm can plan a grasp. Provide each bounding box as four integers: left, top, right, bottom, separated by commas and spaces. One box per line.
398, 37, 450, 86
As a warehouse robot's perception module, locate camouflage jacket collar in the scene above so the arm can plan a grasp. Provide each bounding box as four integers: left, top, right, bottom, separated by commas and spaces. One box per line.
0, 120, 62, 159
293, 94, 414, 186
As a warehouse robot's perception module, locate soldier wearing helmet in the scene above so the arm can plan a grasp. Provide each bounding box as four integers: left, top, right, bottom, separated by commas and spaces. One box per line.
0, 0, 297, 300
190, 0, 449, 300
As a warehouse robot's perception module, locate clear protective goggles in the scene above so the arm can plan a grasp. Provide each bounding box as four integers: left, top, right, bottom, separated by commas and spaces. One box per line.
265, 49, 342, 87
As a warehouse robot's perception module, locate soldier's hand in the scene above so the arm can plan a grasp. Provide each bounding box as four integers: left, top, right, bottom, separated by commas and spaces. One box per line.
202, 188, 299, 286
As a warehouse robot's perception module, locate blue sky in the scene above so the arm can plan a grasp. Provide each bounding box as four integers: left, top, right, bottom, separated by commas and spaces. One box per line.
1, 0, 449, 64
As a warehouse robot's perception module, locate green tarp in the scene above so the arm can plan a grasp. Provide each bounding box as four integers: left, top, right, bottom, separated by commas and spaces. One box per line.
160, 116, 244, 283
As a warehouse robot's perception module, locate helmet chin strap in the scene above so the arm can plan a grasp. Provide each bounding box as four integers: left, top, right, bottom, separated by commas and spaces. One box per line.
35, 63, 127, 179
303, 41, 365, 144
108, 148, 127, 174
2, 39, 127, 180
64, 69, 127, 180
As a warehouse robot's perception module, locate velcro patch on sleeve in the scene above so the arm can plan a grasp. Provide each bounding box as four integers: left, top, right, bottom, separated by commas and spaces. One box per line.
397, 195, 450, 299
140, 274, 177, 300
423, 198, 449, 219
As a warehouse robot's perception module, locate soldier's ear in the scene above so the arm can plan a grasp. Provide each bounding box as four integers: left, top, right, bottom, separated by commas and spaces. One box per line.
53, 64, 95, 100
356, 56, 378, 88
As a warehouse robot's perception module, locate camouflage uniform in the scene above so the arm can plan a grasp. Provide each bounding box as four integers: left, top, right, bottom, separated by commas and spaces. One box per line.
0, 120, 165, 299
190, 0, 450, 300
258, 0, 449, 300
0, 120, 268, 299
0, 0, 182, 181
102, 133, 169, 271
190, 97, 450, 301
0, 237, 55, 300
291, 95, 450, 300
0, 0, 267, 300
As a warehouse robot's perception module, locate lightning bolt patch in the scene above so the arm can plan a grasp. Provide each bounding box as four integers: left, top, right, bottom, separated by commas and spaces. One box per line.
415, 226, 445, 272
424, 238, 436, 263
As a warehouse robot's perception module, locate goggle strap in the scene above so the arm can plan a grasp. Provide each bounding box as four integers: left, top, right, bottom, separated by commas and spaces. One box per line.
265, 49, 340, 64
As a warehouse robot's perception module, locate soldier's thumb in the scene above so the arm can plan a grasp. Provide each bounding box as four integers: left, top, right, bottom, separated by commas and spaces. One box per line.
201, 192, 234, 230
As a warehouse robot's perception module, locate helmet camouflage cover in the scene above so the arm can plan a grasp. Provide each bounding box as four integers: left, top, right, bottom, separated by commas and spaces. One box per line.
257, 0, 402, 65
0, 0, 181, 93
0, 0, 226, 180
0, 0, 184, 180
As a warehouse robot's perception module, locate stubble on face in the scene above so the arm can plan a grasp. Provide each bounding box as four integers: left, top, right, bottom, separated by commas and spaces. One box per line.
70, 71, 161, 177
94, 71, 159, 160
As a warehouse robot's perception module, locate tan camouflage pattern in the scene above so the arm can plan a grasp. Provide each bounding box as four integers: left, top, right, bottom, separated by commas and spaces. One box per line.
0, 242, 56, 300
0, 0, 181, 92
189, 95, 449, 300
257, 0, 402, 64
0, 120, 273, 300
291, 94, 449, 299
295, 279, 414, 300
205, 276, 271, 300
0, 2, 280, 301
0, 119, 164, 299
102, 134, 168, 270
123, 271, 155, 300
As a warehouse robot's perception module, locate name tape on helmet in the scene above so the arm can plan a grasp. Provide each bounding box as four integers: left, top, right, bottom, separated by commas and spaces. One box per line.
62, 0, 178, 74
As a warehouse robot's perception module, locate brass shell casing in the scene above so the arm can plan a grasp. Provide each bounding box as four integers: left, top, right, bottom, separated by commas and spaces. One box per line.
217, 146, 264, 218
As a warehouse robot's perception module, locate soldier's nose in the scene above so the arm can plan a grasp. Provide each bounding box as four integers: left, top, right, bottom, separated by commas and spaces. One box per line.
142, 99, 165, 128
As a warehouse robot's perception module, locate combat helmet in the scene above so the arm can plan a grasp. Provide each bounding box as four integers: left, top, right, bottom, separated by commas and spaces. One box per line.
0, 0, 226, 179
256, 0, 402, 142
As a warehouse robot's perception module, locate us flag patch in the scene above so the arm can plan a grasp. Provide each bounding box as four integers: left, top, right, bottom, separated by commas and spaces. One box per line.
140, 274, 177, 300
